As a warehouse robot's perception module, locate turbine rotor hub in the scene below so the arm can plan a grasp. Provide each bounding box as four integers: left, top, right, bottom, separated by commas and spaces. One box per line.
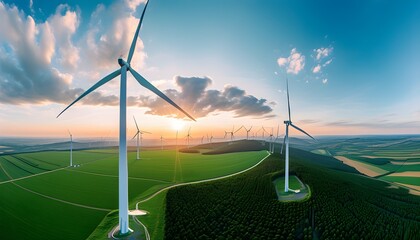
118, 58, 129, 68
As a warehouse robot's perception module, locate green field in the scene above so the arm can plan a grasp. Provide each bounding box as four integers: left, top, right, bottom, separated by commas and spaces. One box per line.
0, 148, 268, 240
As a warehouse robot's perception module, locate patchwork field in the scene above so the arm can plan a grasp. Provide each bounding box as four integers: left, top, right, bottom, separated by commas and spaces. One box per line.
0, 147, 268, 240
302, 136, 420, 194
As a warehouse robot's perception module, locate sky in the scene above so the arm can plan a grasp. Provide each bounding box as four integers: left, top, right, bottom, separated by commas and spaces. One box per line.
0, 0, 419, 140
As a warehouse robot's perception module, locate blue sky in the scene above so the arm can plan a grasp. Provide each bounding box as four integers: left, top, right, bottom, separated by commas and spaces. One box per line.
0, 0, 419, 138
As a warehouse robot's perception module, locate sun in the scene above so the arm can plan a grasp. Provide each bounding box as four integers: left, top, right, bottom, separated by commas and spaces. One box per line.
171, 119, 185, 132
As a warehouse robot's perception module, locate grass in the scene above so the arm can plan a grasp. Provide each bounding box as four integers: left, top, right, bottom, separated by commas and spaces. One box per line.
0, 182, 107, 240
0, 147, 268, 240
274, 175, 302, 195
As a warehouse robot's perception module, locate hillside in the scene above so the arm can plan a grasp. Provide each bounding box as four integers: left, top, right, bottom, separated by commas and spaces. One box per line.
165, 152, 420, 239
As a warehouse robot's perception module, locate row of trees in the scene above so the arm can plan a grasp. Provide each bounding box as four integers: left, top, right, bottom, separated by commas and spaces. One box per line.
165, 152, 420, 239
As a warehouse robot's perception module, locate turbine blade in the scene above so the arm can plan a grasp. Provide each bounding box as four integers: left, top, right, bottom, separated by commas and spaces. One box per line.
133, 116, 140, 131
249, 126, 253, 131
57, 69, 121, 118
132, 132, 139, 140
286, 77, 291, 122
140, 130, 152, 134
234, 126, 243, 133
127, 0, 150, 64
290, 123, 315, 140
129, 67, 196, 121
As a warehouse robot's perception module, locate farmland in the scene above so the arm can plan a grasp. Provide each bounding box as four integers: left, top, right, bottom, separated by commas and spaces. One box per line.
0, 145, 267, 240
298, 136, 420, 194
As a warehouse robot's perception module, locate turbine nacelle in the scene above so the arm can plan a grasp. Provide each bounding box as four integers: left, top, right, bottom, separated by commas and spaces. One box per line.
284, 120, 291, 125
118, 58, 129, 68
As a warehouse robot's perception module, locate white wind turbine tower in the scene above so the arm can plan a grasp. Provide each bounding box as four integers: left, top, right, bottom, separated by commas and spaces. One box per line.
68, 130, 73, 167
281, 78, 314, 193
56, 0, 195, 235
132, 116, 151, 160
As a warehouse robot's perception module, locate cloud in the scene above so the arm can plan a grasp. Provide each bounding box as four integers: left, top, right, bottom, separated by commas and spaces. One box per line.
0, 2, 82, 104
323, 59, 332, 67
82, 1, 147, 70
0, 1, 150, 105
48, 4, 80, 70
314, 47, 333, 60
135, 76, 274, 119
322, 78, 328, 84
277, 48, 305, 75
312, 64, 321, 73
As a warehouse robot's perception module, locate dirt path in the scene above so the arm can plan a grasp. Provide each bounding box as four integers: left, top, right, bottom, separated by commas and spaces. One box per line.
0, 164, 68, 185
66, 169, 172, 183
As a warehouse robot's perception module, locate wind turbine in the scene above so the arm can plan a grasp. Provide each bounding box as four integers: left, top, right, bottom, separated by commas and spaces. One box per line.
272, 125, 280, 153
243, 126, 252, 140
56, 0, 195, 235
224, 126, 233, 142
160, 135, 164, 150
257, 126, 268, 140
201, 136, 204, 144
132, 116, 151, 160
185, 127, 192, 148
206, 133, 214, 143
68, 130, 73, 167
281, 78, 314, 193
268, 128, 274, 153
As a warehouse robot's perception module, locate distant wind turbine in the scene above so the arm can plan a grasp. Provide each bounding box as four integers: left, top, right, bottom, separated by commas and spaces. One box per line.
243, 126, 253, 140
68, 130, 73, 167
281, 78, 315, 193
272, 125, 280, 153
132, 116, 151, 160
185, 127, 192, 148
56, 0, 195, 235
268, 127, 274, 153
257, 126, 269, 139
224, 125, 241, 142
160, 135, 164, 150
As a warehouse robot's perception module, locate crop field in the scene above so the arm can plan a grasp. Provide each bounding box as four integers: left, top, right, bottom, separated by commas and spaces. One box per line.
301, 136, 420, 193
0, 147, 268, 240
